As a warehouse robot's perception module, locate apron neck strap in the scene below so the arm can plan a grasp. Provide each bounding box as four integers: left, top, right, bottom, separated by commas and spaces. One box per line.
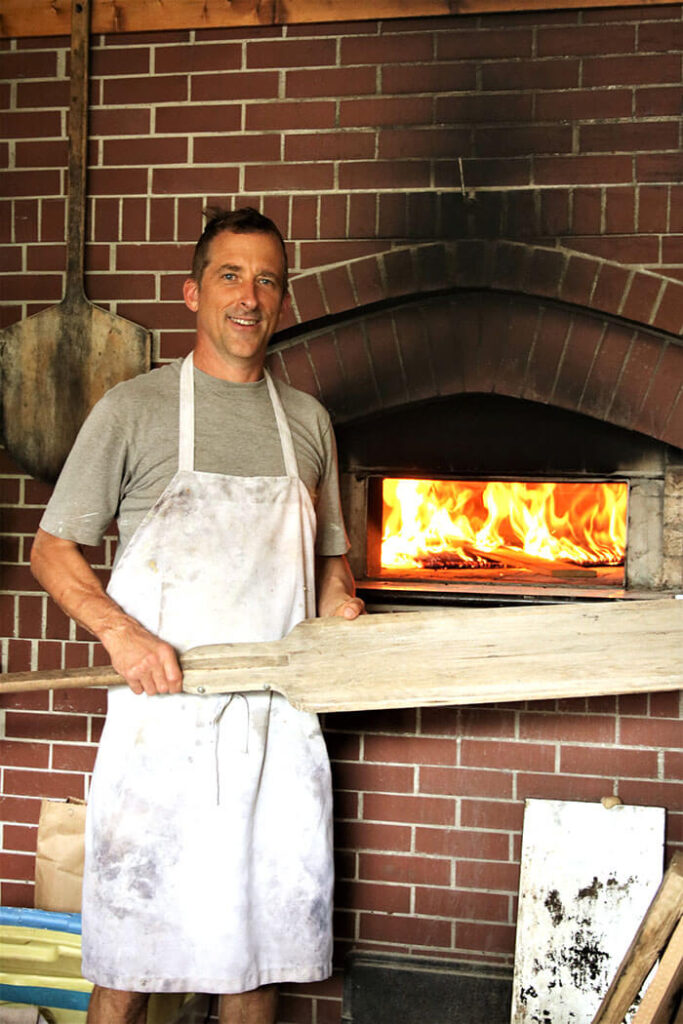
178, 354, 299, 479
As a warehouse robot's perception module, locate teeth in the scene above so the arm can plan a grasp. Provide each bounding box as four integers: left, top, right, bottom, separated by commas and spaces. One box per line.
231, 317, 259, 326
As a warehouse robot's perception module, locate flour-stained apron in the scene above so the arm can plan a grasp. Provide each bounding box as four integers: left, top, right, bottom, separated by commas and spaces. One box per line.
81, 354, 333, 994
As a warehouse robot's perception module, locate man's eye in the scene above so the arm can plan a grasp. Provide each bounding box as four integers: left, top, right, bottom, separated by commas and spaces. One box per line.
259, 278, 275, 287
223, 272, 237, 281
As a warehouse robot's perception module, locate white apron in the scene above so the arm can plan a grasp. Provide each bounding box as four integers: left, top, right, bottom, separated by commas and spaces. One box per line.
81, 354, 334, 994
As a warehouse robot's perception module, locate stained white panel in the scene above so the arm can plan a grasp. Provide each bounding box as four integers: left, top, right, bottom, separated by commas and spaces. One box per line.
511, 798, 665, 1024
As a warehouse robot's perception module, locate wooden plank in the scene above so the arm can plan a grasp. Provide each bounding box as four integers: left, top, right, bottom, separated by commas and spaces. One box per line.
591, 852, 683, 1024
631, 916, 683, 1024
0, 597, 681, 712
0, 0, 679, 39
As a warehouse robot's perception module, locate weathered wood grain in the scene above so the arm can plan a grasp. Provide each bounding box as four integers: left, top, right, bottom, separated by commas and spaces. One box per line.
1, 598, 681, 712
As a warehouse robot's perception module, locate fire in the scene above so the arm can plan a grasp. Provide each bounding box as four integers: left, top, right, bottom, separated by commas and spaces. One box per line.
381, 479, 627, 574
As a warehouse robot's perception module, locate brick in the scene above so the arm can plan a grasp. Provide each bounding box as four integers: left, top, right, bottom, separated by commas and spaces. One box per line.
652, 281, 683, 335
364, 733, 458, 766
52, 743, 98, 772
15, 140, 67, 168
53, 687, 108, 715
350, 255, 386, 307
0, 852, 35, 882
348, 193, 378, 240
359, 912, 452, 949
340, 96, 433, 128
0, 170, 61, 199
421, 764, 514, 801
416, 826, 510, 861
339, 161, 430, 191
3, 824, 37, 853
665, 751, 683, 780
607, 330, 664, 430
290, 273, 327, 322
191, 71, 277, 103
335, 879, 411, 915
16, 80, 68, 108
583, 53, 681, 87
457, 921, 516, 955
154, 42, 240, 74
438, 27, 532, 59
580, 122, 679, 154
392, 305, 437, 404
103, 136, 188, 166
639, 152, 683, 184
286, 66, 377, 99
246, 100, 335, 131
0, 740, 49, 769
619, 717, 682, 749
332, 761, 414, 795
280, 343, 320, 397
335, 323, 379, 420
342, 33, 433, 65
457, 859, 519, 893
320, 265, 355, 316
4, 711, 87, 743
636, 86, 683, 117
423, 298, 466, 398
103, 75, 188, 105
460, 798, 524, 833
363, 792, 455, 827
517, 772, 613, 803
475, 125, 572, 159
88, 168, 149, 195
416, 886, 509, 922
4, 769, 86, 800
561, 745, 659, 778
460, 739, 555, 773
152, 166, 240, 196
385, 64, 476, 100
245, 163, 333, 193
1, 881, 35, 907
580, 322, 635, 420
194, 134, 280, 165
436, 92, 533, 124
2, 50, 58, 79
248, 37, 336, 68
618, 780, 683, 811
591, 263, 633, 318
567, 235, 661, 265
538, 23, 636, 56
571, 185, 605, 235
482, 59, 579, 91
558, 257, 599, 307
605, 187, 636, 234
535, 88, 631, 122
520, 710, 616, 744
335, 821, 412, 853
288, 131, 374, 163
438, 157, 531, 190
0, 795, 42, 825
379, 127, 470, 161
360, 852, 451, 886
536, 155, 632, 186
649, 692, 681, 719
365, 313, 408, 408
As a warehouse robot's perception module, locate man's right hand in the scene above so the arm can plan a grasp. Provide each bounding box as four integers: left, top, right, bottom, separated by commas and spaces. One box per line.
103, 621, 183, 696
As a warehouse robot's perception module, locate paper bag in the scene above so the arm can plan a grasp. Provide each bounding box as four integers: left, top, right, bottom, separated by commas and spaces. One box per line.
34, 797, 87, 913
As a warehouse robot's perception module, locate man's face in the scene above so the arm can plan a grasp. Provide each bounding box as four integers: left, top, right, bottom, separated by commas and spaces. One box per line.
183, 229, 288, 382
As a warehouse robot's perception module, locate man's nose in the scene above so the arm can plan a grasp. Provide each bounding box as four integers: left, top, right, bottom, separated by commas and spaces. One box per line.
239, 279, 258, 309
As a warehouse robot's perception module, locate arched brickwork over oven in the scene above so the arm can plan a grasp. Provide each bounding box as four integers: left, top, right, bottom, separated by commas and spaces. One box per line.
267, 241, 683, 450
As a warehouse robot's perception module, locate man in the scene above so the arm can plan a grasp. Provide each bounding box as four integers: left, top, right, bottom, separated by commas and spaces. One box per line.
31, 207, 364, 1024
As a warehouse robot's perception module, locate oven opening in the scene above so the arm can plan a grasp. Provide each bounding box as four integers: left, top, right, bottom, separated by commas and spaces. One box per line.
367, 478, 628, 591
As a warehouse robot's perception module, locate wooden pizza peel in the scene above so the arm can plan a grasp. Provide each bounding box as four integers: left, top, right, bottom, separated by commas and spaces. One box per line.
1, 599, 680, 711
0, 0, 150, 483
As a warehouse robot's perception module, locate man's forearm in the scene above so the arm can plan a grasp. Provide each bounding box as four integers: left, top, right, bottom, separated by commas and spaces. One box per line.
31, 528, 182, 695
315, 554, 365, 619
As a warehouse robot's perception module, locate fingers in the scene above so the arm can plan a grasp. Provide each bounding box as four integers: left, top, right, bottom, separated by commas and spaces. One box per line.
107, 630, 183, 696
333, 596, 366, 620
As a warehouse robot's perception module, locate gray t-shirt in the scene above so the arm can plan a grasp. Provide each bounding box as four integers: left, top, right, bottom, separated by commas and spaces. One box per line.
41, 360, 349, 563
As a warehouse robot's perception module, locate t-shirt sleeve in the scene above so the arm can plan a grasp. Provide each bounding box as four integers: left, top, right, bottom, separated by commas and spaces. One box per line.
40, 391, 128, 547
314, 416, 350, 557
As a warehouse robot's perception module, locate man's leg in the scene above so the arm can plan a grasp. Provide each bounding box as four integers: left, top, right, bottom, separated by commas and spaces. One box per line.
86, 985, 149, 1024
219, 985, 278, 1024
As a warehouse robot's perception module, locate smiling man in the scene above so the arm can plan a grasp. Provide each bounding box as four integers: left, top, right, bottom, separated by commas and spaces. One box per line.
31, 207, 364, 1024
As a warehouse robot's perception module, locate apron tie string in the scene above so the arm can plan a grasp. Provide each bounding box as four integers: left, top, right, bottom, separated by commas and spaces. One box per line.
211, 694, 251, 803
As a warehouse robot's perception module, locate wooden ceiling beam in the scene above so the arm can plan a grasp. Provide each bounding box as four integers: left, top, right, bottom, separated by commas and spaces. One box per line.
0, 0, 678, 40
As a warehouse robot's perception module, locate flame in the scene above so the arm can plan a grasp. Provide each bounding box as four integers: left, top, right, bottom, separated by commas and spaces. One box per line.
381, 479, 627, 572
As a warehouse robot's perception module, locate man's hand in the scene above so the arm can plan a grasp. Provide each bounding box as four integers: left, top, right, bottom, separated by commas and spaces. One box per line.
316, 555, 366, 619
103, 621, 183, 696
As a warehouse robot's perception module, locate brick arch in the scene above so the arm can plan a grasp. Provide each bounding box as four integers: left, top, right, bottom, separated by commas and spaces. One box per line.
268, 288, 683, 449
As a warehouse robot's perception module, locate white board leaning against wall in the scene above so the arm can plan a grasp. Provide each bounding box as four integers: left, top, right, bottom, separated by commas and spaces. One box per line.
511, 798, 665, 1024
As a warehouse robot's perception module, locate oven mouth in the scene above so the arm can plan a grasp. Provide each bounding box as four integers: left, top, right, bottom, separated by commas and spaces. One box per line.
364, 476, 628, 601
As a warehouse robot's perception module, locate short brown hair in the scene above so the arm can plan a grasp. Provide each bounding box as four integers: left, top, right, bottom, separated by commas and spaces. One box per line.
191, 206, 288, 291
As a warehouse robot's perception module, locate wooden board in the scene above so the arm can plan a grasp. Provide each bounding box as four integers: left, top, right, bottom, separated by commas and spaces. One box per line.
0, 0, 150, 483
512, 799, 666, 1024
0, 597, 681, 712
592, 853, 683, 1024
0, 0, 679, 38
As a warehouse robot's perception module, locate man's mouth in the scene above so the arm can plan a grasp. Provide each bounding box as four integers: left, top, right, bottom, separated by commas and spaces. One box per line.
228, 315, 261, 327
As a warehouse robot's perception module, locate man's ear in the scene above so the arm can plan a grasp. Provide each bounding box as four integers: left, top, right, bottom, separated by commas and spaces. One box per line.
183, 277, 199, 312
277, 291, 292, 327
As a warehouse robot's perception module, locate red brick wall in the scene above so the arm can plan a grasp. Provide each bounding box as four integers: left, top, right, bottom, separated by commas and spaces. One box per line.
1, 6, 682, 1021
